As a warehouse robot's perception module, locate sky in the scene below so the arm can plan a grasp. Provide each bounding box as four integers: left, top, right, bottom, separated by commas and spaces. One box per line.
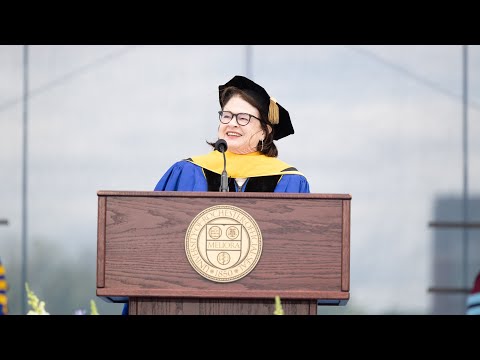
0, 45, 479, 314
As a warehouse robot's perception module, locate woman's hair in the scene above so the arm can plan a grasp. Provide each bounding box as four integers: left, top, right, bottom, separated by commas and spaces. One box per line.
208, 86, 278, 157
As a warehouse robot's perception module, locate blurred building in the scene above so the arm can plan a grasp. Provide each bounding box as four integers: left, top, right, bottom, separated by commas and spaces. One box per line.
429, 196, 480, 314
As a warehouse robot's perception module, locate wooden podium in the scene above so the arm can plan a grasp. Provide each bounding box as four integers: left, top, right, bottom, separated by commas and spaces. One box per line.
96, 191, 351, 315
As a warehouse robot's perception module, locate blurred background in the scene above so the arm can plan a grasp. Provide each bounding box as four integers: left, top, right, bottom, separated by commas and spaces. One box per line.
0, 45, 479, 315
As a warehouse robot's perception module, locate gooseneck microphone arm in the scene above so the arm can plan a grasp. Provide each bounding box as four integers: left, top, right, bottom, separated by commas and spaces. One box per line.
214, 139, 229, 192
220, 152, 228, 192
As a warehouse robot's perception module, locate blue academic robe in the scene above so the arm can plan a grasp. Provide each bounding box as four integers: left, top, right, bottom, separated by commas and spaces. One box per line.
154, 160, 310, 193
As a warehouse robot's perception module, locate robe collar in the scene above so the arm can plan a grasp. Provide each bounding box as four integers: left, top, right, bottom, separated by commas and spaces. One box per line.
188, 150, 303, 178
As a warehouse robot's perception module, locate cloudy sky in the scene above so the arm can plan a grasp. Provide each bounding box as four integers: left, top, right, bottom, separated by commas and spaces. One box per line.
1, 45, 479, 314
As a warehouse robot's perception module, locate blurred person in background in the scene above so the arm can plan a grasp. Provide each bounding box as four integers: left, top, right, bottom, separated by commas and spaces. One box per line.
466, 271, 480, 315
0, 258, 8, 315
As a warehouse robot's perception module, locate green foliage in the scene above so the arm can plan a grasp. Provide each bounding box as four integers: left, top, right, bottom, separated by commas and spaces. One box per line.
90, 299, 99, 315
25, 282, 100, 315
273, 295, 284, 315
3, 237, 123, 314
26, 283, 50, 315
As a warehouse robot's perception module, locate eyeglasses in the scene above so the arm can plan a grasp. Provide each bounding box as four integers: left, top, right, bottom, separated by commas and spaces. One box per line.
218, 111, 261, 126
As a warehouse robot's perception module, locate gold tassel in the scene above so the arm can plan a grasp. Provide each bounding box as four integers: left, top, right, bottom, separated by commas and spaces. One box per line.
268, 97, 280, 125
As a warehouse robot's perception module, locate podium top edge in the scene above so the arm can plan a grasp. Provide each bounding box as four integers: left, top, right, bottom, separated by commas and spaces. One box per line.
97, 190, 352, 200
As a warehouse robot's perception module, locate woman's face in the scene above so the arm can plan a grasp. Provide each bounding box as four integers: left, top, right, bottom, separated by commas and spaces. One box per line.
218, 95, 264, 155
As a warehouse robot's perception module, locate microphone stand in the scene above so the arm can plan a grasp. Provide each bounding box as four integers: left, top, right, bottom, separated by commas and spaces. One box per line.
220, 149, 229, 192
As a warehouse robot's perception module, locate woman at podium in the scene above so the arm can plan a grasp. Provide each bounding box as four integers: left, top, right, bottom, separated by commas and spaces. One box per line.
155, 75, 310, 194
122, 75, 310, 315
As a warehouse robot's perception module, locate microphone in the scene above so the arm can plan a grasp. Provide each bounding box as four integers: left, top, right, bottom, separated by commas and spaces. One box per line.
214, 139, 229, 192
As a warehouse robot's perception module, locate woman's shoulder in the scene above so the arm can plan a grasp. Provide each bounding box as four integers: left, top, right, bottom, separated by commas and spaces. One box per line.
157, 159, 203, 181
155, 157, 207, 191
273, 158, 310, 193
270, 156, 306, 176
276, 173, 310, 193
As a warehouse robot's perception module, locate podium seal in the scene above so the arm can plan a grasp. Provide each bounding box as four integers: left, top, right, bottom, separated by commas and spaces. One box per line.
185, 205, 263, 283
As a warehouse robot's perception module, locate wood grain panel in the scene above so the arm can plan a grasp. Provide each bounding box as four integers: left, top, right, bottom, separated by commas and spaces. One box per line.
96, 196, 106, 288
132, 298, 316, 315
342, 200, 350, 291
97, 192, 351, 301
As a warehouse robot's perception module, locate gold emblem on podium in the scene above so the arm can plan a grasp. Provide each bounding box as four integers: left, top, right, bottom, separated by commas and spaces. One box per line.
185, 205, 263, 283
